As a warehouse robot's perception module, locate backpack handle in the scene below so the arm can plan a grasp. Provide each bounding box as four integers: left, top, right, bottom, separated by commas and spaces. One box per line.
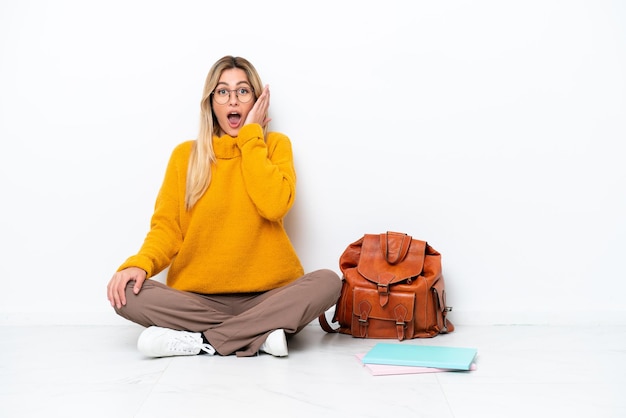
381, 231, 412, 264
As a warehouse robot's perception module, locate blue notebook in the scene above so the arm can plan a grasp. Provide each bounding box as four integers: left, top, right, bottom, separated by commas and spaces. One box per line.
361, 343, 477, 371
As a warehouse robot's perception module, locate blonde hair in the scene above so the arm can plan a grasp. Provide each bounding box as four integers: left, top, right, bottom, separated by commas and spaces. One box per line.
185, 56, 265, 210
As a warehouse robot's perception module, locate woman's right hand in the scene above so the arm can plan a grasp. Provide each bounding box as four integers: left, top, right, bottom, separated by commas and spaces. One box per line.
107, 267, 147, 309
245, 84, 271, 128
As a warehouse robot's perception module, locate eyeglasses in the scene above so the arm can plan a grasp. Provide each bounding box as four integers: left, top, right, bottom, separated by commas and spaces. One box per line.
211, 87, 255, 104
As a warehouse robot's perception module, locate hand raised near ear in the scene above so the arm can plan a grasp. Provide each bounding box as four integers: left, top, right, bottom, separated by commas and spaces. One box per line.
245, 84, 272, 128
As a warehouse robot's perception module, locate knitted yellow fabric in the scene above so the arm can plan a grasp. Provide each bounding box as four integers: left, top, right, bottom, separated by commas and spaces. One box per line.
118, 123, 304, 293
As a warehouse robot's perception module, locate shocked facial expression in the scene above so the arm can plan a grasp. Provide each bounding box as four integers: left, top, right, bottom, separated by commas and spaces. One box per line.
212, 68, 255, 137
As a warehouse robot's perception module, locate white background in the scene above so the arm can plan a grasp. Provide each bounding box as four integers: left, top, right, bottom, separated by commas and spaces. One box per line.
1, 0, 624, 325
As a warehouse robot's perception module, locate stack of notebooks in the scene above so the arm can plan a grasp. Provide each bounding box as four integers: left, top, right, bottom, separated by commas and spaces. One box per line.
357, 343, 478, 376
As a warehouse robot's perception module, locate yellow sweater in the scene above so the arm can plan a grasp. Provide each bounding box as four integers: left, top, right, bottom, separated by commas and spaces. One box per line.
118, 123, 304, 293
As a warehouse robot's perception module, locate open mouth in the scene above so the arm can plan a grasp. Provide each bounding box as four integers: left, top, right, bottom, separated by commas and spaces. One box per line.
227, 112, 241, 128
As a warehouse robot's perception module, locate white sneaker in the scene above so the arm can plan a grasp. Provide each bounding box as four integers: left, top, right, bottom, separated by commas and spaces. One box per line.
137, 326, 216, 357
259, 329, 288, 357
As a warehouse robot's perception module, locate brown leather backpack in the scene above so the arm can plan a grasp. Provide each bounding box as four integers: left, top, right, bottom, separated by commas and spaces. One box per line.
319, 231, 454, 340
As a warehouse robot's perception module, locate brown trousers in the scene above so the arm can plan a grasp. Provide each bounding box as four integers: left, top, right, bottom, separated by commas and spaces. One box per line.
115, 269, 342, 357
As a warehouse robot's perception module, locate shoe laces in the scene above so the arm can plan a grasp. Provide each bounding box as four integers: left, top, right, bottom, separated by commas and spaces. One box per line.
169, 333, 216, 355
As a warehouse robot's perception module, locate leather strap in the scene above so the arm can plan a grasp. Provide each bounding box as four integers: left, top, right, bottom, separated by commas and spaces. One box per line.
318, 313, 338, 333
394, 304, 408, 340
357, 300, 371, 337
376, 272, 393, 307
381, 231, 412, 264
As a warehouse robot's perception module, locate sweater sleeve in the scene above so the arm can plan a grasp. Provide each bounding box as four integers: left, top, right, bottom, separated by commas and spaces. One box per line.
237, 124, 297, 221
117, 144, 186, 277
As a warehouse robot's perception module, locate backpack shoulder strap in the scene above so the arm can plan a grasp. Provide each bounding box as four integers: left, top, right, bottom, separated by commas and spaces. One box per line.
318, 313, 338, 333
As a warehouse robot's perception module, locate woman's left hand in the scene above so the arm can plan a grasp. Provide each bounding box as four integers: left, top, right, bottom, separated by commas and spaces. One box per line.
245, 84, 272, 128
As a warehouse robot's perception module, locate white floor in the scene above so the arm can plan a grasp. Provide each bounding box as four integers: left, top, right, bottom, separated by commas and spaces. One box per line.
1, 322, 625, 418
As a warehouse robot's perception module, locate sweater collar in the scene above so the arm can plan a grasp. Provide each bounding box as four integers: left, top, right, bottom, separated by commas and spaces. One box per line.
212, 134, 240, 159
